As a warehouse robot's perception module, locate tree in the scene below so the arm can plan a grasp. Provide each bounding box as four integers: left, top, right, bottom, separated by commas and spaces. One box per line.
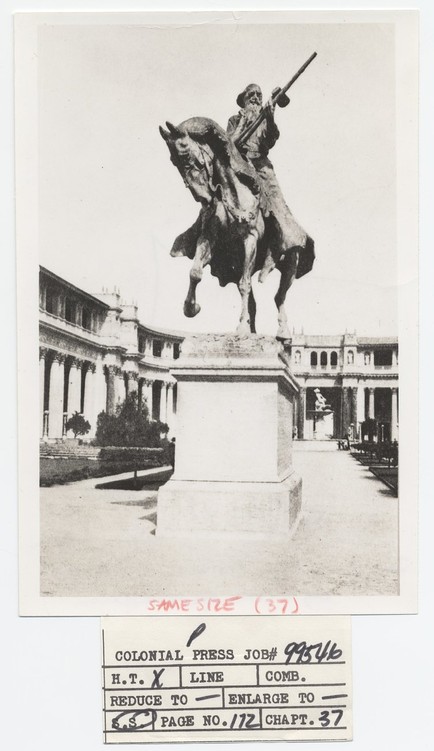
65, 411, 91, 438
95, 393, 169, 447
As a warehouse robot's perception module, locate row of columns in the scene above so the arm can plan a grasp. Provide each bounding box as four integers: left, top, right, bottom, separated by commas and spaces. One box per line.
103, 367, 176, 425
366, 387, 398, 442
40, 348, 106, 440
297, 385, 398, 441
40, 348, 177, 441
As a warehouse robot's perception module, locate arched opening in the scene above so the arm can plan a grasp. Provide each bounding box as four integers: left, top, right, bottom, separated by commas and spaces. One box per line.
82, 307, 91, 330
374, 349, 392, 366
294, 350, 301, 364
310, 351, 318, 367
320, 351, 327, 366
330, 351, 338, 367
153, 340, 162, 358
347, 350, 354, 365
65, 298, 75, 323
45, 288, 57, 314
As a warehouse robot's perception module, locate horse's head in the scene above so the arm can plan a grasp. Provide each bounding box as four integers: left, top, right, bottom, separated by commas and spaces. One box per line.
160, 121, 215, 205
159, 122, 197, 163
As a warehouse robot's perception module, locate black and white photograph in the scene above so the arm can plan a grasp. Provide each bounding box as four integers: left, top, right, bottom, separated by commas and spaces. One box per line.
16, 10, 418, 614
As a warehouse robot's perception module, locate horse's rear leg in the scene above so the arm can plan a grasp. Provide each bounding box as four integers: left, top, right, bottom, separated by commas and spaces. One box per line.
275, 250, 299, 340
236, 232, 257, 335
184, 236, 211, 318
248, 291, 257, 334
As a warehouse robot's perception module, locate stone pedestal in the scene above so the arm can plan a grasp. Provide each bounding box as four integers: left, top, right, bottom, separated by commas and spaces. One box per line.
157, 334, 302, 538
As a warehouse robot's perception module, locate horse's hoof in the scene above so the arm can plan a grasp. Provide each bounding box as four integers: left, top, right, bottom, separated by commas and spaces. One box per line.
236, 322, 251, 336
184, 302, 201, 318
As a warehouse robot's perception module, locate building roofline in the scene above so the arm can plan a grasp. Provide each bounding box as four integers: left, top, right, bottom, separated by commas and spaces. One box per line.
40, 267, 398, 345
356, 336, 398, 345
290, 335, 398, 346
137, 322, 184, 341
40, 265, 110, 310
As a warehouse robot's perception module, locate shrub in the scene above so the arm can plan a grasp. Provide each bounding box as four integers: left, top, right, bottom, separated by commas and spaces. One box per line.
95, 393, 169, 447
65, 411, 91, 438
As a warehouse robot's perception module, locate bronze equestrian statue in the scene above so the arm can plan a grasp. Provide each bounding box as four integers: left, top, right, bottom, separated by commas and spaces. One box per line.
159, 54, 316, 339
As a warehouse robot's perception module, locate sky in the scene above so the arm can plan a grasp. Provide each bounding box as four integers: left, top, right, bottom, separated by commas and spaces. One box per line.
38, 19, 398, 336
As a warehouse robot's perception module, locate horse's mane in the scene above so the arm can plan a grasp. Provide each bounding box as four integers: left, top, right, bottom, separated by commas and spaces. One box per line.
176, 117, 260, 195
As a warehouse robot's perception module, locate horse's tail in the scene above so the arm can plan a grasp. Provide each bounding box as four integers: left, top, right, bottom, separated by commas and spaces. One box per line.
295, 234, 315, 278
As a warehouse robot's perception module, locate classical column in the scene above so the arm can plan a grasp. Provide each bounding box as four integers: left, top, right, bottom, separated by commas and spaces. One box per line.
39, 348, 48, 439
75, 304, 83, 328
106, 365, 117, 415
160, 383, 168, 423
341, 386, 350, 437
298, 388, 306, 440
368, 387, 375, 419
351, 387, 358, 431
391, 387, 398, 441
48, 352, 66, 439
144, 379, 153, 419
357, 385, 366, 424
91, 359, 107, 434
166, 383, 175, 432
56, 295, 64, 318
67, 359, 82, 418
115, 369, 126, 406
82, 363, 95, 436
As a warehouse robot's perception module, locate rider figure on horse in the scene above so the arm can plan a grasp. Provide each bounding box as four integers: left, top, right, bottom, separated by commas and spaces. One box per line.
227, 83, 312, 281
159, 63, 316, 337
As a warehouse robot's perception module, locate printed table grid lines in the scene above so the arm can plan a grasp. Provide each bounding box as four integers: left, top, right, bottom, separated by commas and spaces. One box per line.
104, 705, 347, 714
103, 661, 346, 669
102, 629, 107, 745
104, 726, 349, 734
104, 683, 347, 691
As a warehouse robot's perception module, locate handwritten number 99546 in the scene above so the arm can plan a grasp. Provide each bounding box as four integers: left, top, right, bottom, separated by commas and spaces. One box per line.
284, 641, 343, 664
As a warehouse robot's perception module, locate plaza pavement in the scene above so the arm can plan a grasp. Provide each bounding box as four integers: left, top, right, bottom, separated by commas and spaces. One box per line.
40, 444, 398, 598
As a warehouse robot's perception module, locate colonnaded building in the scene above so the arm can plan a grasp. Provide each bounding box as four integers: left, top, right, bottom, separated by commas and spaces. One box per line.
39, 266, 399, 443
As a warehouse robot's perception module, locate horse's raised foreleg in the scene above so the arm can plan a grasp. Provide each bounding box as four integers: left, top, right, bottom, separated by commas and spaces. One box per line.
275, 250, 299, 340
184, 236, 212, 318
236, 232, 257, 335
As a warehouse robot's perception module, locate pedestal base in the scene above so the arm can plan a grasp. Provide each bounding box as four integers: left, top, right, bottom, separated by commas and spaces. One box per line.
157, 471, 302, 539
156, 334, 302, 539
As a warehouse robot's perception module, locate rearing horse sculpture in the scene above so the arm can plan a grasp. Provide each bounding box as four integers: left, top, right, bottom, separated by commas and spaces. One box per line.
159, 117, 314, 339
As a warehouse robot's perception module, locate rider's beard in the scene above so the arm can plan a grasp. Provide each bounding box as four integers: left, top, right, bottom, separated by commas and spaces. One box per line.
244, 102, 261, 124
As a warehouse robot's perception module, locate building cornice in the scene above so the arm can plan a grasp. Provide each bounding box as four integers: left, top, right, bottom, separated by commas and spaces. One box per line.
137, 322, 184, 342
294, 370, 398, 380
39, 318, 127, 356
40, 266, 110, 311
